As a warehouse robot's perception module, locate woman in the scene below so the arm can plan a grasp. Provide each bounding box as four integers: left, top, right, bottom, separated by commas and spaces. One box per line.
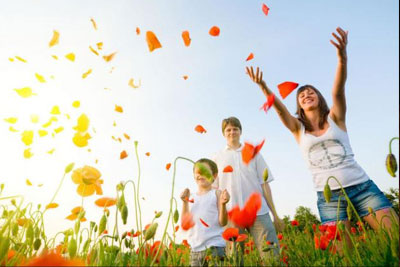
246, 27, 397, 232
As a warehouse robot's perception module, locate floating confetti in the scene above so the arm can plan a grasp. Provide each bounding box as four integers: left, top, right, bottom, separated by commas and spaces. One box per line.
54, 127, 64, 134
31, 115, 39, 123
65, 53, 75, 62
9, 126, 18, 132
38, 130, 48, 137
47, 148, 55, 154
8, 58, 14, 62
35, 73, 46, 83
200, 218, 209, 227
278, 81, 299, 99
194, 125, 207, 134
145, 152, 150, 156
49, 30, 60, 47
26, 179, 33, 186
183, 75, 188, 80
42, 120, 52, 128
51, 55, 58, 60
246, 53, 254, 62
14, 87, 36, 98
166, 163, 172, 171
46, 203, 59, 209
146, 31, 162, 52
182, 31, 191, 47
123, 133, 130, 140
73, 114, 89, 132
72, 132, 91, 147
103, 52, 117, 62
209, 26, 220, 37
82, 69, 92, 79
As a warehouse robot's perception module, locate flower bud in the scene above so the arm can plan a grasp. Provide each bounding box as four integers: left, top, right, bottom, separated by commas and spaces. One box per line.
155, 211, 163, 219
124, 239, 130, 248
347, 205, 352, 221
144, 223, 158, 241
173, 210, 179, 224
98, 215, 107, 236
118, 194, 126, 212
33, 238, 41, 250
121, 205, 128, 225
68, 238, 77, 258
386, 154, 397, 177
262, 168, 269, 182
65, 162, 75, 173
323, 184, 332, 203
121, 231, 128, 240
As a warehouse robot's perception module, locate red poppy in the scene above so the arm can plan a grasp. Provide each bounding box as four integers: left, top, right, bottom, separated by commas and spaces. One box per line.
245, 53, 254, 62
278, 81, 299, 99
200, 218, 209, 227
318, 225, 328, 233
209, 26, 220, 36
181, 213, 195, 231
182, 239, 190, 248
222, 227, 248, 242
291, 220, 299, 226
175, 225, 179, 232
166, 163, 172, 171
262, 3, 270, 16
260, 94, 275, 113
133, 231, 141, 237
351, 227, 357, 234
228, 192, 261, 228
194, 125, 207, 133
223, 165, 233, 173
23, 251, 84, 266
314, 235, 330, 250
326, 225, 341, 241
182, 31, 191, 47
266, 240, 272, 245
312, 223, 317, 232
277, 233, 283, 240
281, 255, 289, 265
241, 140, 265, 165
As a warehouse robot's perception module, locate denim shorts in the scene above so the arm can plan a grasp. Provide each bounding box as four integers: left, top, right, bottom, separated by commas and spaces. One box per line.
317, 180, 393, 224
190, 246, 225, 267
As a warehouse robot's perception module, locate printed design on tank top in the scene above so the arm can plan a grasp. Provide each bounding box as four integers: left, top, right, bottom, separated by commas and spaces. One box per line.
308, 139, 347, 169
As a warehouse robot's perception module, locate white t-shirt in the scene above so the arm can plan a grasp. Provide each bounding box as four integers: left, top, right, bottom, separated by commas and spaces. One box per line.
212, 144, 274, 216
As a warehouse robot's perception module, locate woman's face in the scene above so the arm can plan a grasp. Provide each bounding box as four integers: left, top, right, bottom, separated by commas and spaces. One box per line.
298, 88, 319, 111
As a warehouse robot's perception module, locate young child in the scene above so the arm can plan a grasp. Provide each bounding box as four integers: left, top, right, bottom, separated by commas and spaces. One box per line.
180, 158, 230, 267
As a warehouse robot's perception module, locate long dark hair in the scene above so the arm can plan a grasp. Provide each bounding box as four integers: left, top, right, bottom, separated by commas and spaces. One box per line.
295, 85, 330, 132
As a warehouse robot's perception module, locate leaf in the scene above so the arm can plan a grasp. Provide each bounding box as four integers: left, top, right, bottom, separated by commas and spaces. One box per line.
262, 3, 270, 16
278, 81, 299, 99
182, 31, 191, 47
103, 52, 117, 62
90, 18, 97, 30
21, 130, 34, 146
35, 73, 46, 83
194, 125, 207, 133
65, 53, 75, 62
15, 56, 27, 63
115, 105, 123, 113
120, 150, 128, 159
136, 27, 140, 35
96, 42, 103, 50
89, 46, 99, 56
209, 26, 220, 37
49, 30, 60, 47
24, 148, 33, 159
246, 53, 254, 62
4, 117, 17, 124
223, 165, 233, 173
128, 78, 141, 88
72, 101, 80, 108
146, 31, 162, 52
260, 94, 275, 113
26, 179, 33, 186
82, 69, 92, 79
14, 87, 36, 98
50, 106, 61, 115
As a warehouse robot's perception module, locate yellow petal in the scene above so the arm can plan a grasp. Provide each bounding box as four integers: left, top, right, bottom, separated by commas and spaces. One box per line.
21, 130, 34, 146
9, 126, 18, 132
31, 114, 39, 123
128, 78, 141, 89
77, 184, 95, 197
115, 105, 123, 113
8, 57, 14, 62
49, 30, 60, 47
14, 87, 36, 98
35, 73, 46, 83
96, 42, 103, 50
15, 56, 27, 63
50, 116, 58, 122
113, 121, 116, 127
90, 18, 97, 30
46, 203, 59, 209
38, 130, 48, 137
72, 100, 80, 108
103, 52, 117, 62
24, 148, 33, 159
38, 184, 43, 187
47, 148, 55, 154
73, 114, 89, 132
54, 126, 64, 134
42, 120, 52, 128
65, 53, 75, 62
26, 179, 33, 186
89, 46, 99, 56
51, 55, 58, 60
50, 106, 61, 115
65, 114, 70, 119
72, 132, 91, 147
82, 69, 92, 79
4, 117, 17, 124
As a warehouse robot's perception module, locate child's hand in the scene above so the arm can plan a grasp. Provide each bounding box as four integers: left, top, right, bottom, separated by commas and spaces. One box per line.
180, 188, 190, 202
220, 189, 230, 205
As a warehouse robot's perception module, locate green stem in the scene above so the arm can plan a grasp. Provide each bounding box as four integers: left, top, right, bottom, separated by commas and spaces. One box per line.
134, 142, 143, 245
45, 172, 67, 214
389, 137, 399, 154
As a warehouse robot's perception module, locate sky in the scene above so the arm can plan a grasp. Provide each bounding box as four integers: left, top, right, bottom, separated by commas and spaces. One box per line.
0, 0, 398, 242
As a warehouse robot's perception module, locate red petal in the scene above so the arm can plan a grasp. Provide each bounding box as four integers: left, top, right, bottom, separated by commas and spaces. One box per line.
166, 163, 172, 171
246, 53, 254, 62
260, 94, 275, 113
223, 165, 233, 173
236, 234, 248, 242
242, 140, 264, 165
181, 213, 195, 231
199, 218, 209, 227
262, 3, 270, 16
278, 81, 299, 99
194, 125, 207, 133
209, 26, 220, 37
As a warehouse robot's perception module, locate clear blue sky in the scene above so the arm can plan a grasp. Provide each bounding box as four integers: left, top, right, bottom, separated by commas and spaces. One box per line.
0, 0, 398, 240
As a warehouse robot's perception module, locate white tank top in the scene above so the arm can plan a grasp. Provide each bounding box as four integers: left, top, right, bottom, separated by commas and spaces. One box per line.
299, 116, 370, 191
188, 189, 226, 252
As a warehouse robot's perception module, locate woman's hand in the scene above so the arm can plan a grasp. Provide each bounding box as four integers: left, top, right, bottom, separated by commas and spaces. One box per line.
246, 66, 268, 91
330, 27, 348, 61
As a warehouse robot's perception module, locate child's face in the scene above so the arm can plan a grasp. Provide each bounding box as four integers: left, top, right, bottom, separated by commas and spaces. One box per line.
194, 163, 214, 188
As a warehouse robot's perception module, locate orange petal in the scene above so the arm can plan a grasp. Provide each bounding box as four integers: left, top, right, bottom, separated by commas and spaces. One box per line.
183, 75, 188, 80
65, 213, 78, 220
166, 163, 172, 171
194, 125, 207, 134
71, 206, 84, 214
246, 53, 254, 62
95, 197, 117, 207
124, 133, 130, 140
77, 184, 95, 197
223, 165, 233, 173
182, 31, 191, 47
136, 27, 140, 35
120, 150, 128, 159
115, 105, 123, 113
146, 31, 162, 52
103, 52, 117, 62
277, 82, 299, 99
209, 26, 220, 37
82, 69, 92, 79
45, 203, 59, 209
145, 152, 150, 156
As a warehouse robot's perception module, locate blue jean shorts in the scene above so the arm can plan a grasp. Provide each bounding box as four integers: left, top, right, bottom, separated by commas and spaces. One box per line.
317, 180, 393, 224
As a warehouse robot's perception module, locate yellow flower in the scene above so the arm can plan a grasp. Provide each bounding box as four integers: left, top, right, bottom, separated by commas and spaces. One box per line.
71, 166, 103, 197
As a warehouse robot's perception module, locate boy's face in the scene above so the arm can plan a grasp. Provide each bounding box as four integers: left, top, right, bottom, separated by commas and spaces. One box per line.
223, 124, 241, 144
194, 163, 215, 187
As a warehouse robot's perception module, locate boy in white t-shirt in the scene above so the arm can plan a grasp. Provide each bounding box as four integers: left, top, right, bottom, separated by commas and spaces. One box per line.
180, 158, 230, 267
